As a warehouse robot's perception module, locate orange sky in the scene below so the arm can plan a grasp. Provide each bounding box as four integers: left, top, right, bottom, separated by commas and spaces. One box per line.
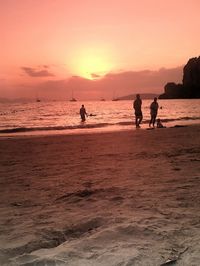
1, 0, 200, 99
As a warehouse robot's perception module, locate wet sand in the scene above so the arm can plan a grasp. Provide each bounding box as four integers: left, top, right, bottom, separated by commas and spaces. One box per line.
0, 125, 200, 265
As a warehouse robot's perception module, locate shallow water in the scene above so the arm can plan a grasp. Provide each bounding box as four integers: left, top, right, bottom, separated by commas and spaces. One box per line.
0, 99, 200, 135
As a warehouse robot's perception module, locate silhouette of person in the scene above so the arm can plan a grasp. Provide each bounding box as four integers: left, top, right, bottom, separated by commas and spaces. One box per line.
133, 94, 143, 128
157, 118, 165, 128
80, 104, 87, 122
149, 97, 159, 127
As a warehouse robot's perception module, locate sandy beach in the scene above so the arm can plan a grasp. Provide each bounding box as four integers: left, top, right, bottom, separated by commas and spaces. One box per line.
0, 125, 200, 266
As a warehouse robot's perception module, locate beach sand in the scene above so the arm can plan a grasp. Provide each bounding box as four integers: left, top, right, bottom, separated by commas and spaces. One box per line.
0, 125, 200, 266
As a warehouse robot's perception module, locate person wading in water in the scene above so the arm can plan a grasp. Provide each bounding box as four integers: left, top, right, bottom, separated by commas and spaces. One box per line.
80, 104, 88, 122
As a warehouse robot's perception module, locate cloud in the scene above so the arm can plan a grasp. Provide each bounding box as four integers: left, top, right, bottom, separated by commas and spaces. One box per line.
91, 73, 101, 79
5, 66, 183, 100
21, 66, 54, 77
32, 66, 182, 100
103, 66, 183, 90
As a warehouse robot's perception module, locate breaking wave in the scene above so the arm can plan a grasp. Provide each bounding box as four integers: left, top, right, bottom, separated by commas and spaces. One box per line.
0, 116, 200, 134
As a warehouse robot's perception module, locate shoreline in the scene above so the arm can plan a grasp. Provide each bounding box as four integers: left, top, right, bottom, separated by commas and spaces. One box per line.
0, 122, 200, 140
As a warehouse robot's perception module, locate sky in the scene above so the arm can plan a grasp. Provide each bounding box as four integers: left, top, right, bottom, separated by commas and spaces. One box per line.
1, 0, 200, 100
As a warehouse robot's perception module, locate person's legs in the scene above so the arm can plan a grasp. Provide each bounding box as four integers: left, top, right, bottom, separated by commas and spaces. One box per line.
81, 114, 85, 122
135, 114, 142, 128
135, 116, 140, 127
135, 116, 138, 127
152, 115, 156, 127
138, 115, 143, 126
149, 116, 153, 127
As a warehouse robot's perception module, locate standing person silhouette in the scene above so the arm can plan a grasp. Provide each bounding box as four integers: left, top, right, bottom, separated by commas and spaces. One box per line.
80, 104, 87, 122
133, 94, 143, 128
149, 97, 159, 127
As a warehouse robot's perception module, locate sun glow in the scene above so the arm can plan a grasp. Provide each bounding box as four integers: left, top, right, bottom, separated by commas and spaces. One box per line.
72, 52, 113, 80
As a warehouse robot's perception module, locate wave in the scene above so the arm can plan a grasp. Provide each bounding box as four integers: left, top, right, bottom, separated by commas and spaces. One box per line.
0, 116, 200, 134
157, 116, 200, 123
0, 123, 114, 134
117, 116, 200, 125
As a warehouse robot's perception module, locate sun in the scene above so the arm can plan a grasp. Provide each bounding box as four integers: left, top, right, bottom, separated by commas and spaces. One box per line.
72, 52, 113, 80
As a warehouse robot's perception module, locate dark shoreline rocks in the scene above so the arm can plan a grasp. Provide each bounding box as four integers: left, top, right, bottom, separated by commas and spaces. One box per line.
159, 56, 200, 99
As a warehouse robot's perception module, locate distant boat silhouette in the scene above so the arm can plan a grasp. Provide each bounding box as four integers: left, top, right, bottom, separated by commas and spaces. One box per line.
112, 90, 119, 101
69, 90, 77, 102
35, 92, 41, 102
70, 97, 77, 102
100, 98, 106, 101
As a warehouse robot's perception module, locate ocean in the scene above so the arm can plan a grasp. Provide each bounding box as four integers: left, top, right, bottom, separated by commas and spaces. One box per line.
0, 99, 200, 135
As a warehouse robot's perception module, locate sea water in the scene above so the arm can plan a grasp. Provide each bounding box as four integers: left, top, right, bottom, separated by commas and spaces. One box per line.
0, 99, 200, 135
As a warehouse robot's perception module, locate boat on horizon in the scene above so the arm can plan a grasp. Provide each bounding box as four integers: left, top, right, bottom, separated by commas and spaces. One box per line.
69, 89, 77, 102
112, 90, 119, 101
69, 97, 77, 102
35, 92, 41, 102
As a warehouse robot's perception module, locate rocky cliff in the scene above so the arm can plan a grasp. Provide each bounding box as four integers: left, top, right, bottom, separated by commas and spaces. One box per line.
159, 56, 200, 99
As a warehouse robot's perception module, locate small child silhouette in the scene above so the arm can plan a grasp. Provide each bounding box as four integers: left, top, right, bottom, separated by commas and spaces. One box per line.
157, 118, 165, 128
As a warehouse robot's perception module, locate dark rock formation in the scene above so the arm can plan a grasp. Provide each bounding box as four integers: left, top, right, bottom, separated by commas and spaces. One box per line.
159, 56, 200, 99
